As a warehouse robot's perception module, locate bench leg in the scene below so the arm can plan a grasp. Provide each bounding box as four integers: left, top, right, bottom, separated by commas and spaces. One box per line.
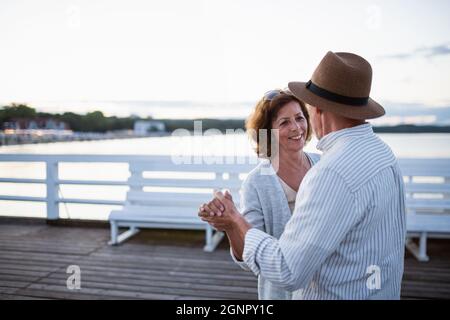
419, 232, 429, 261
203, 225, 224, 252
109, 221, 119, 245
108, 225, 140, 246
406, 233, 430, 262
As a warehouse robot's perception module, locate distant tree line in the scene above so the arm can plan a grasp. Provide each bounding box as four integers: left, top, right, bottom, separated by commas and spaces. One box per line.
0, 104, 245, 133
158, 119, 245, 132
0, 104, 135, 132
2, 104, 449, 134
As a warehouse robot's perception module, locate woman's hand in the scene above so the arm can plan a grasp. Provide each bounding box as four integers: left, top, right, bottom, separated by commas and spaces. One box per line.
198, 190, 251, 259
198, 190, 242, 232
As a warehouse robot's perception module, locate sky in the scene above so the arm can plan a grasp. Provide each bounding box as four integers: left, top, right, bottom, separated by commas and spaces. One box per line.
0, 0, 449, 116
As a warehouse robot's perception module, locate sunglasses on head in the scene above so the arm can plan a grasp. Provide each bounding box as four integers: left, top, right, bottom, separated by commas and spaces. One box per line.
262, 88, 292, 101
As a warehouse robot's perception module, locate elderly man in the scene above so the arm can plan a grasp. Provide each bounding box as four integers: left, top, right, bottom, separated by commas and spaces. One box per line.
199, 51, 406, 300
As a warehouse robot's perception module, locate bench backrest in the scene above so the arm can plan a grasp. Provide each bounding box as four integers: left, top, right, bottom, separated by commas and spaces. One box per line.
399, 159, 450, 215
125, 158, 258, 216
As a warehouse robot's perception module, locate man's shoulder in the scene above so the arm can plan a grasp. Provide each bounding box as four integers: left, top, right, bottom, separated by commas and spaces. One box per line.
311, 135, 398, 190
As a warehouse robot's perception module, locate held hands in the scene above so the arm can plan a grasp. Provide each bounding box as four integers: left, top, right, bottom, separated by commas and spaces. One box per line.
198, 190, 240, 232
199, 190, 252, 259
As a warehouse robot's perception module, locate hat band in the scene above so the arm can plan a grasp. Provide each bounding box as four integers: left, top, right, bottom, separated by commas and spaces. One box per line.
306, 80, 369, 106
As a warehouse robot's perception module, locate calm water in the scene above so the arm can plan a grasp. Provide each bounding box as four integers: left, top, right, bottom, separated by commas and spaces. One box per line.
1, 133, 449, 220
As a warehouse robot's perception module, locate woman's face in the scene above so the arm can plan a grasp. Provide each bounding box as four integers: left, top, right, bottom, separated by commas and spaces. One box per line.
272, 101, 308, 154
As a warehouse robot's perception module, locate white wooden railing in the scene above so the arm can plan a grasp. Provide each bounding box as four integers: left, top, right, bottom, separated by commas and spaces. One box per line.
0, 154, 258, 220
0, 155, 147, 219
1, 154, 450, 220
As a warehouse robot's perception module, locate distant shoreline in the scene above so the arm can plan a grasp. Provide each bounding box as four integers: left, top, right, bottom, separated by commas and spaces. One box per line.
372, 125, 450, 133
1, 124, 450, 147
153, 118, 450, 133
0, 131, 170, 146
157, 119, 450, 134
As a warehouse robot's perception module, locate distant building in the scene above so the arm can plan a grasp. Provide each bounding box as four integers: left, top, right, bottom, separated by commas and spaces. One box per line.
3, 118, 69, 130
134, 120, 166, 135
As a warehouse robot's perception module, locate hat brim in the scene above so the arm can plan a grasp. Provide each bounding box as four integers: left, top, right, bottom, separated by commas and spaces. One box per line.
288, 82, 385, 120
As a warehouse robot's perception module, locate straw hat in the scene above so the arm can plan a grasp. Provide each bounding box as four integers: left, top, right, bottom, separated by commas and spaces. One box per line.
288, 51, 385, 119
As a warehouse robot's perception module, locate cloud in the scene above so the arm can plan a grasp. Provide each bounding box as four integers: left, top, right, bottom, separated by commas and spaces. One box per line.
380, 43, 450, 60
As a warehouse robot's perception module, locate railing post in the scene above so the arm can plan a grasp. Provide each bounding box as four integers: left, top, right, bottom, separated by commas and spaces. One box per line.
46, 160, 59, 220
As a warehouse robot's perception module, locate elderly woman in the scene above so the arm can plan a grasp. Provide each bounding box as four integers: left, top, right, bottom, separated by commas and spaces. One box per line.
199, 89, 320, 300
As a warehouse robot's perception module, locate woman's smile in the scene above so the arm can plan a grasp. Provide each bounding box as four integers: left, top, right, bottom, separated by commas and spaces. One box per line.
288, 133, 304, 141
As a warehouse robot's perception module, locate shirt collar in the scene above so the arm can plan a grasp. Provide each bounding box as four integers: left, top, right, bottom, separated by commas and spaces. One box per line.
316, 123, 373, 152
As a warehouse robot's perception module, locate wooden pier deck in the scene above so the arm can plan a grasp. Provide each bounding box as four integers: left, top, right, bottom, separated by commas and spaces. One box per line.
0, 218, 449, 300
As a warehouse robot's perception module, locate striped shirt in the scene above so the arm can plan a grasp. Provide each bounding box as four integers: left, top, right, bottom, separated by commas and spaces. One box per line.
243, 123, 406, 299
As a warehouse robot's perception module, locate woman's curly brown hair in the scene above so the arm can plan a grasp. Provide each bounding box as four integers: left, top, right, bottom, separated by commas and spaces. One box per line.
245, 91, 312, 158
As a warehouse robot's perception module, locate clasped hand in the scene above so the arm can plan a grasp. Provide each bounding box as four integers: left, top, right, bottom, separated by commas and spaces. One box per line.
197, 190, 240, 232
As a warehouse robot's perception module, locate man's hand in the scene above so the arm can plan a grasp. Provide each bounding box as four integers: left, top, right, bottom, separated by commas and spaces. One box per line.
198, 190, 251, 260
198, 190, 241, 231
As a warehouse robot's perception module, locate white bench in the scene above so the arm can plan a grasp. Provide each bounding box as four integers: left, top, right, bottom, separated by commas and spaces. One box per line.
400, 159, 450, 261
108, 156, 450, 258
108, 157, 256, 252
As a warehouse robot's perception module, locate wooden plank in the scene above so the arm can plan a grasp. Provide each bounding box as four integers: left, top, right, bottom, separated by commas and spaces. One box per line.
46, 268, 256, 289
0, 268, 53, 278
47, 272, 256, 294
0, 239, 231, 260
0, 253, 255, 281
126, 191, 216, 206
128, 177, 242, 189
113, 221, 207, 231
65, 264, 256, 283
0, 274, 41, 283
0, 258, 70, 270
407, 214, 450, 232
406, 199, 450, 210
34, 277, 256, 300
130, 161, 256, 174
0, 251, 86, 266
13, 287, 210, 300
13, 287, 135, 300
111, 204, 215, 218
401, 282, 450, 300
0, 262, 60, 273
0, 280, 31, 289
110, 212, 207, 225
0, 287, 20, 295
0, 244, 99, 256
0, 293, 50, 300
86, 252, 245, 270
399, 159, 450, 176
405, 183, 450, 194
0, 237, 102, 249
24, 283, 227, 300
